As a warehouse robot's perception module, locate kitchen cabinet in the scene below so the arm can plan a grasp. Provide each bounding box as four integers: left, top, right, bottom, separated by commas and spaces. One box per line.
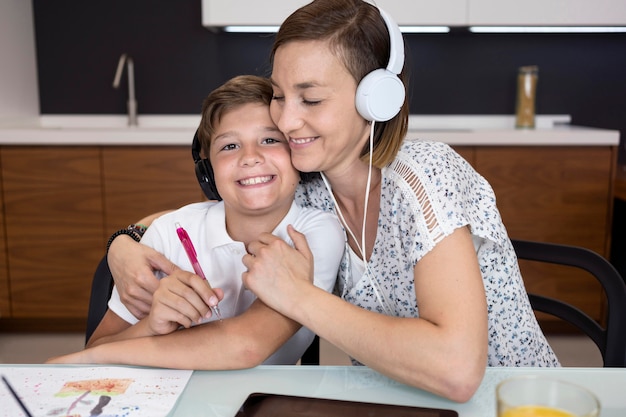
102, 147, 204, 235
381, 0, 467, 26
479, 146, 615, 328
0, 143, 617, 333
0, 146, 203, 330
476, 147, 614, 252
452, 145, 616, 329
201, 0, 626, 28
0, 160, 9, 319
0, 147, 105, 323
202, 0, 468, 27
468, 0, 626, 26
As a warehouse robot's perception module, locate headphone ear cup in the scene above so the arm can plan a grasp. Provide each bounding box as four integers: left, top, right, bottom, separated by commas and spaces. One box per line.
195, 158, 221, 201
355, 68, 405, 122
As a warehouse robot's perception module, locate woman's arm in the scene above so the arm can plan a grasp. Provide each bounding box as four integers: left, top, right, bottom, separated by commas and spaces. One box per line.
107, 210, 175, 318
243, 226, 487, 403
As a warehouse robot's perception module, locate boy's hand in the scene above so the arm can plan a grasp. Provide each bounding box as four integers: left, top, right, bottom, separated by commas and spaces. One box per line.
148, 268, 224, 335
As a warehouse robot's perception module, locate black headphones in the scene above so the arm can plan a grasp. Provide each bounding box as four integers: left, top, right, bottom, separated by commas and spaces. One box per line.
354, 6, 405, 122
192, 129, 222, 201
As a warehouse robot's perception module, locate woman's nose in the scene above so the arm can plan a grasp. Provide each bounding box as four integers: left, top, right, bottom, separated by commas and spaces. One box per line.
271, 100, 303, 135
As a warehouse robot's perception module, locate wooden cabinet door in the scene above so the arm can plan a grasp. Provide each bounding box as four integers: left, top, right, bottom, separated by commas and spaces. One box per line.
476, 146, 614, 252
102, 147, 205, 234
1, 147, 105, 319
0, 152, 9, 318
475, 146, 615, 325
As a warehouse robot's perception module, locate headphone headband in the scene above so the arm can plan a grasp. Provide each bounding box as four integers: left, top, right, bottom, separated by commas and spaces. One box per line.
379, 8, 404, 75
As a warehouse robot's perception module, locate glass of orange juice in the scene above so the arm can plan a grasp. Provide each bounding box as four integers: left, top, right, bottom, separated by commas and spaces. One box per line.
496, 376, 600, 417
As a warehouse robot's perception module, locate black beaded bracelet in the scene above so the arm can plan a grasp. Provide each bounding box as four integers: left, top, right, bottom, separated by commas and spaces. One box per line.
106, 228, 142, 253
127, 223, 147, 238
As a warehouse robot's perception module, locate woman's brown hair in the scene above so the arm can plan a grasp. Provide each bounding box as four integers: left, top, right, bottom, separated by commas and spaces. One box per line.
270, 0, 409, 168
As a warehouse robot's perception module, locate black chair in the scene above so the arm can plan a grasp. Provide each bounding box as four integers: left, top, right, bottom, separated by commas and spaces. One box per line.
512, 238, 626, 367
85, 255, 114, 345
85, 255, 321, 364
300, 335, 320, 365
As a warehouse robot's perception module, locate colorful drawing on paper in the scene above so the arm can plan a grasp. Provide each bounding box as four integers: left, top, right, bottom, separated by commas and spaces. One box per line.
56, 378, 134, 397
0, 367, 192, 417
45, 377, 133, 416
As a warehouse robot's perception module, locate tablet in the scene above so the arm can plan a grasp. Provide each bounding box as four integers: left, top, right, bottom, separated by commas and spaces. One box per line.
235, 392, 459, 417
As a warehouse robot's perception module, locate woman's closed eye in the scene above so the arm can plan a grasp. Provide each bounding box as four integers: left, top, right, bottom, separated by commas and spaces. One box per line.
302, 98, 321, 106
270, 95, 320, 106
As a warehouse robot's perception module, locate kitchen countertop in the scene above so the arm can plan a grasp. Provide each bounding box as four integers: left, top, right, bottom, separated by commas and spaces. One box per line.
0, 114, 619, 146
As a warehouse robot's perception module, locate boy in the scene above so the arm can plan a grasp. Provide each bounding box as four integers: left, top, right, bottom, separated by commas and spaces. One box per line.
49, 75, 344, 368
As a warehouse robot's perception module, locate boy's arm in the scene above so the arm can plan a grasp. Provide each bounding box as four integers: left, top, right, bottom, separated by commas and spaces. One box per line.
87, 268, 224, 348
48, 297, 301, 369
86, 309, 133, 347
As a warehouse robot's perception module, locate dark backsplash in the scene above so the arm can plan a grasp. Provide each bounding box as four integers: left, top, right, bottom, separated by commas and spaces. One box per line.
33, 0, 625, 162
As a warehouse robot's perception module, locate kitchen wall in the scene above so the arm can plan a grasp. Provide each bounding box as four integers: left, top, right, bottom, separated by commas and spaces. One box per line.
0, 0, 38, 119
32, 0, 625, 163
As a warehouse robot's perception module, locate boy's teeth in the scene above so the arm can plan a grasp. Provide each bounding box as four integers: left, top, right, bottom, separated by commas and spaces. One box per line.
240, 176, 272, 185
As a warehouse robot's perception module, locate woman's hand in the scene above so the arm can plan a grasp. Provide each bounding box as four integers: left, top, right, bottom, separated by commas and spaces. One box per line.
148, 269, 224, 335
108, 235, 177, 319
242, 225, 314, 314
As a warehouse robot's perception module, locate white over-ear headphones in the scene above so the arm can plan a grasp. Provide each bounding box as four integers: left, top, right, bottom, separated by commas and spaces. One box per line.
355, 7, 405, 122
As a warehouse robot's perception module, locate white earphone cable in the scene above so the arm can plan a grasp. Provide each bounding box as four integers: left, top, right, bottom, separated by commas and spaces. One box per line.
320, 122, 393, 315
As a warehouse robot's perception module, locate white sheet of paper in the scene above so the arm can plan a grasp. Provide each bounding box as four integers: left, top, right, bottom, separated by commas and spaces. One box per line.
0, 366, 192, 417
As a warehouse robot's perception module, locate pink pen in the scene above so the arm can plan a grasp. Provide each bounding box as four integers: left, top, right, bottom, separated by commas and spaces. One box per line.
175, 222, 223, 321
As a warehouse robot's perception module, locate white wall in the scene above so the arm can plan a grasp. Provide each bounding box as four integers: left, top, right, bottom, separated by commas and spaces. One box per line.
0, 0, 39, 121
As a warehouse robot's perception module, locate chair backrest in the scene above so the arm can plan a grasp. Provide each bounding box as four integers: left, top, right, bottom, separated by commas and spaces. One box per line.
300, 335, 320, 365
511, 239, 626, 367
85, 255, 115, 345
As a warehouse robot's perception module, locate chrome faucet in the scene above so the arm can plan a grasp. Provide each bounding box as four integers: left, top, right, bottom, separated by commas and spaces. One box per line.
113, 53, 138, 126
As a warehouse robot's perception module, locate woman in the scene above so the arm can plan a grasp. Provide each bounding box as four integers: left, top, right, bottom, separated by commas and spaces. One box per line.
108, 0, 558, 402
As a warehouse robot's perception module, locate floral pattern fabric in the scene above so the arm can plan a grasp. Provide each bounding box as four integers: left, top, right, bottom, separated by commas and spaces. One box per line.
295, 140, 560, 367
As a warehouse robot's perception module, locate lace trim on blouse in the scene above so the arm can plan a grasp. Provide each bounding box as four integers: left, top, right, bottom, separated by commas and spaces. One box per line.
387, 157, 446, 246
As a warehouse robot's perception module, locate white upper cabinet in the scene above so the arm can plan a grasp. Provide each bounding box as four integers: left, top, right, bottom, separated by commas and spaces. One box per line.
202, 0, 626, 28
376, 0, 467, 26
202, 0, 309, 26
468, 0, 626, 25
201, 0, 468, 28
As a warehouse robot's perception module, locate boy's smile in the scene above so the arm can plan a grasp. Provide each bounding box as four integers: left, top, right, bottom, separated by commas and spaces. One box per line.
209, 102, 300, 222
